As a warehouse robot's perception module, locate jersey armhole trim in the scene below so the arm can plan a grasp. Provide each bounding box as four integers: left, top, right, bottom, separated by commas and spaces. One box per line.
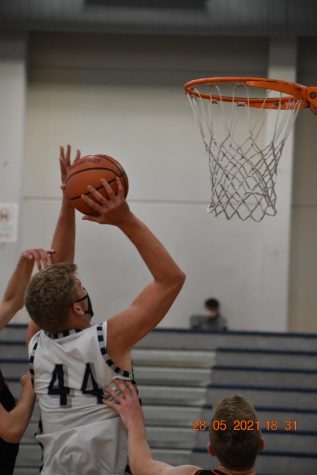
96, 324, 132, 379
29, 333, 40, 385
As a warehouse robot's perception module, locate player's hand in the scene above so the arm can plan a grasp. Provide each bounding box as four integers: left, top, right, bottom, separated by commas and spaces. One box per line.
20, 373, 32, 388
81, 178, 132, 226
22, 248, 55, 271
102, 379, 143, 430
60, 144, 81, 191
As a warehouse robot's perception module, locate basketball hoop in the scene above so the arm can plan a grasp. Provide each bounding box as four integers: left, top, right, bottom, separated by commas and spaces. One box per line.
185, 77, 317, 221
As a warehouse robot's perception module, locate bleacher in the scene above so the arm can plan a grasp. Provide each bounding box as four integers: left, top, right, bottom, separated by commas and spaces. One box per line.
1, 324, 317, 474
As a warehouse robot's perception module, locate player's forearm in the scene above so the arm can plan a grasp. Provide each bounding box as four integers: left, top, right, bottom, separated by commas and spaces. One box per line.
127, 419, 166, 475
51, 196, 75, 263
118, 213, 185, 286
0, 256, 34, 329
128, 426, 173, 475
2, 255, 34, 303
2, 384, 35, 443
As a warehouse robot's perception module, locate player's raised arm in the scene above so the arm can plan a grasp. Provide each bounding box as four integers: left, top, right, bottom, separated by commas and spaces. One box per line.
50, 144, 80, 264
81, 178, 185, 359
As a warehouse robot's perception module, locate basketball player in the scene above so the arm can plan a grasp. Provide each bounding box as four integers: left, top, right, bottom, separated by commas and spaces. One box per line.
26, 145, 186, 474
0, 247, 53, 475
104, 380, 264, 475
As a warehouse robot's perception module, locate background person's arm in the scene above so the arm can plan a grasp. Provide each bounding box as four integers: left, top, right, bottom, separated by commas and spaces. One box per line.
103, 380, 199, 475
0, 373, 35, 444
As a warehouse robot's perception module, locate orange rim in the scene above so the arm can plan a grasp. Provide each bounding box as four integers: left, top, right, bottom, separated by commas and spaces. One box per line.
184, 77, 310, 110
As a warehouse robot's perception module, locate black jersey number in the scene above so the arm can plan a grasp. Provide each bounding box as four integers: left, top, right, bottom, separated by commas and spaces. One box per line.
81, 363, 103, 403
48, 364, 70, 406
48, 363, 103, 406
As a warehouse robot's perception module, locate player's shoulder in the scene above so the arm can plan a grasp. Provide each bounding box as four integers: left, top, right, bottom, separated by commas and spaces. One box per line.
79, 322, 108, 342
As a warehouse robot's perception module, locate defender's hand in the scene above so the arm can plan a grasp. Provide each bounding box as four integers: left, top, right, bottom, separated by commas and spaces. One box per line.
22, 248, 55, 271
102, 379, 142, 430
20, 373, 32, 388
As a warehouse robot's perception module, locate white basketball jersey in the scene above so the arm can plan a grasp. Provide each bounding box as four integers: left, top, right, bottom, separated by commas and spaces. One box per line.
28, 322, 131, 475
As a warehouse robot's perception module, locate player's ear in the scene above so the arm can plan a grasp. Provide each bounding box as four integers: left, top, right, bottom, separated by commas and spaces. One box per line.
207, 442, 217, 457
258, 437, 265, 452
71, 302, 84, 315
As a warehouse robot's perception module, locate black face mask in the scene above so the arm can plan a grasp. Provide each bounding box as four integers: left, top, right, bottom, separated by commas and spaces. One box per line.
74, 292, 94, 319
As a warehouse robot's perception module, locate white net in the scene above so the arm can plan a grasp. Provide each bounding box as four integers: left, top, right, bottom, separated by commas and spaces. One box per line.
187, 82, 302, 221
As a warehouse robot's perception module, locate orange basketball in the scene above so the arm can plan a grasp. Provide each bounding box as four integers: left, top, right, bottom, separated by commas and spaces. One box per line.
64, 154, 129, 216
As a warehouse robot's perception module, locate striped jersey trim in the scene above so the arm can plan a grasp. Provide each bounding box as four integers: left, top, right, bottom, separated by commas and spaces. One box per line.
45, 328, 83, 339
29, 334, 40, 385
96, 324, 132, 379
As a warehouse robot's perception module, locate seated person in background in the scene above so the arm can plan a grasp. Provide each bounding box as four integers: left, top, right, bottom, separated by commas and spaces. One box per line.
103, 380, 264, 475
190, 298, 227, 331
0, 248, 52, 475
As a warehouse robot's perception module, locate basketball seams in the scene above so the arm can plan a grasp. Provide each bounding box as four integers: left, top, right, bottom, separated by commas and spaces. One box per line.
69, 173, 127, 201
94, 155, 124, 175
66, 154, 124, 179
65, 167, 122, 183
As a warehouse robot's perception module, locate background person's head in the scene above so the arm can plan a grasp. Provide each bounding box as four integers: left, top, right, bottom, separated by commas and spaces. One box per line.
208, 395, 264, 471
204, 298, 220, 318
25, 262, 84, 333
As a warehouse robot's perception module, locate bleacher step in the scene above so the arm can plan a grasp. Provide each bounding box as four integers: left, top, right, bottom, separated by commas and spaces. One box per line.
0, 324, 28, 342
201, 406, 317, 432
137, 384, 317, 411
210, 366, 317, 389
145, 426, 317, 454
143, 404, 317, 432
0, 359, 28, 378
194, 429, 317, 454
0, 341, 28, 358
132, 349, 215, 368
216, 348, 317, 370
143, 405, 203, 427
134, 366, 212, 386
139, 329, 317, 352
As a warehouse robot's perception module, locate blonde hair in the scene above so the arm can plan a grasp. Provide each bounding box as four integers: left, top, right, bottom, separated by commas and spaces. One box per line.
25, 263, 78, 333
210, 395, 261, 470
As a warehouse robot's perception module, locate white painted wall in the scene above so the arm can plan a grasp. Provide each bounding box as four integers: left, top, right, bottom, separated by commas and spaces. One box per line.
0, 33, 27, 315
2, 31, 312, 332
